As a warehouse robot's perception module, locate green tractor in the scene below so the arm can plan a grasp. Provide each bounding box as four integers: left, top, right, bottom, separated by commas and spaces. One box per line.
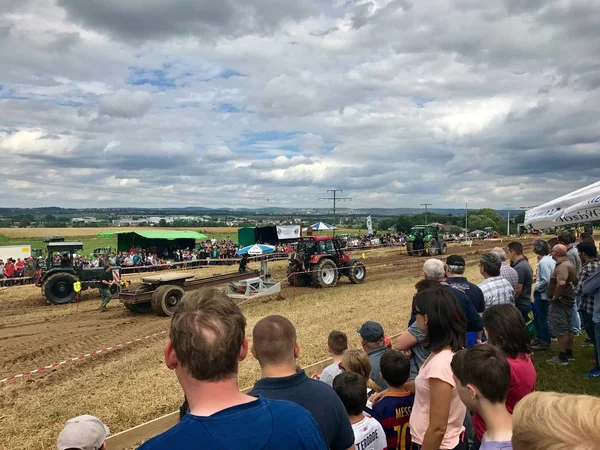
36, 242, 122, 305
405, 225, 448, 256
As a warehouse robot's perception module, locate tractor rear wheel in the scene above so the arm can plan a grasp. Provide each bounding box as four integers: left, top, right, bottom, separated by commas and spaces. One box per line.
348, 261, 367, 284
406, 242, 413, 256
312, 259, 339, 288
123, 283, 153, 314
440, 242, 448, 255
151, 285, 185, 316
42, 272, 77, 305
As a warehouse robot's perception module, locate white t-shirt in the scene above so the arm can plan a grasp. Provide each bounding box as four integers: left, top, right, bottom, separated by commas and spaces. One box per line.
352, 416, 387, 450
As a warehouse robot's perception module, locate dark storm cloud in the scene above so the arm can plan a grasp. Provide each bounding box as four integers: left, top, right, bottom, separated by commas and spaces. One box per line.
57, 0, 315, 42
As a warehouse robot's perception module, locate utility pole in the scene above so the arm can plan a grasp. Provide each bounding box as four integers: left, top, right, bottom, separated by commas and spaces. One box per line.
319, 189, 351, 233
506, 203, 511, 237
465, 202, 468, 232
421, 203, 432, 225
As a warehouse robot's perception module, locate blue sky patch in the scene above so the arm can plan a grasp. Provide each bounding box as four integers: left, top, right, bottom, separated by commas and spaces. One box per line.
127, 64, 177, 88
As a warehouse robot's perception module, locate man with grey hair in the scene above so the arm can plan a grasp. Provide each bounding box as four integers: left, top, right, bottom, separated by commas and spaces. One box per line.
444, 254, 486, 314
422, 258, 445, 281
478, 252, 515, 307
490, 247, 519, 290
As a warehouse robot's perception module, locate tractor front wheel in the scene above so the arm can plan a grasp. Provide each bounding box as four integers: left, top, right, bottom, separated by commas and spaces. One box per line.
151, 285, 185, 316
348, 261, 367, 284
312, 259, 339, 288
287, 264, 311, 287
440, 242, 448, 255
42, 273, 77, 305
406, 242, 413, 256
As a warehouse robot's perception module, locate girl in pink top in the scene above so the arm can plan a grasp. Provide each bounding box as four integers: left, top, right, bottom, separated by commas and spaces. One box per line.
471, 305, 536, 448
409, 285, 468, 450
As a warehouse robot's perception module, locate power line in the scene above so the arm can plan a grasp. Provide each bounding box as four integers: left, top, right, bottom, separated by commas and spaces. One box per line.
319, 189, 351, 231
421, 203, 432, 225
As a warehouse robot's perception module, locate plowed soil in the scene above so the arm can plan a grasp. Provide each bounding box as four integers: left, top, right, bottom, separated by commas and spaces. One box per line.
0, 239, 532, 449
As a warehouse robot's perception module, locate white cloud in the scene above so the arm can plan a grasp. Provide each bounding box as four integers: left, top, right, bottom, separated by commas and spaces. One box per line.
0, 0, 599, 209
98, 89, 153, 118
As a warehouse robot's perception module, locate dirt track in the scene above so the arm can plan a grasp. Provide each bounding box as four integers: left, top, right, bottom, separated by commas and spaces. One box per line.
0, 239, 527, 381
0, 239, 532, 448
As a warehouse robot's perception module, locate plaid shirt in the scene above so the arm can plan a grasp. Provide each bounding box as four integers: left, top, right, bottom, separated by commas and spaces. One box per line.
576, 257, 600, 315
500, 263, 519, 290
479, 276, 516, 307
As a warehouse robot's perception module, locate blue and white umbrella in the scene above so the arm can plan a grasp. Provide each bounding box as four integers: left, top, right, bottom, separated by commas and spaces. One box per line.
310, 222, 338, 231
237, 244, 276, 256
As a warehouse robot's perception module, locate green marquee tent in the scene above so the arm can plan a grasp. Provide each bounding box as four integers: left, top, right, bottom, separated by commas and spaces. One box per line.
97, 230, 208, 252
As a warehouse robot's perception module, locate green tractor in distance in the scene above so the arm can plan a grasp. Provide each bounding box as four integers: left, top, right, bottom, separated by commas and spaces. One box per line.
405, 225, 448, 256
36, 242, 121, 305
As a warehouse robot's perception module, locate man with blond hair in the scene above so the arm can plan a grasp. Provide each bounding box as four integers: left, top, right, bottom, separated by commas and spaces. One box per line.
546, 245, 578, 366
139, 290, 326, 450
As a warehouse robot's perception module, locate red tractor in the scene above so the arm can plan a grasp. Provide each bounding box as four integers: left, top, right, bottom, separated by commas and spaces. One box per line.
287, 236, 367, 288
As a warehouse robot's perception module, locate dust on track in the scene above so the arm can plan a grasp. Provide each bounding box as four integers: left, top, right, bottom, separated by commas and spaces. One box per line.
0, 239, 530, 381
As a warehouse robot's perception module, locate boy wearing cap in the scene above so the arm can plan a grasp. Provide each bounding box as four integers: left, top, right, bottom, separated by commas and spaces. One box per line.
57, 415, 109, 450
358, 321, 388, 390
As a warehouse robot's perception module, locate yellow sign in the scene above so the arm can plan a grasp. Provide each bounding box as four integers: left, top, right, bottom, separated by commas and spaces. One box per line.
73, 281, 82, 292
22, 247, 29, 252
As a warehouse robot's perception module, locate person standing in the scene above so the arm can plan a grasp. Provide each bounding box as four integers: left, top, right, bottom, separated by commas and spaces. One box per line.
409, 285, 468, 450
546, 245, 578, 365
531, 240, 555, 351
445, 255, 486, 314
507, 243, 533, 322
319, 330, 348, 387
249, 315, 355, 450
100, 264, 114, 312
558, 233, 582, 336
478, 253, 515, 308
490, 248, 519, 291
140, 290, 327, 450
577, 240, 600, 378
358, 321, 389, 390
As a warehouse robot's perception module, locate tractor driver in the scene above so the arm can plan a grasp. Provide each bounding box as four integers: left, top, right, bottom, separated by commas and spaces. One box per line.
100, 264, 115, 312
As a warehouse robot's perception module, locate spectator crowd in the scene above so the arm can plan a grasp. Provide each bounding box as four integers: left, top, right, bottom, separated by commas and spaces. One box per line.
55, 233, 600, 450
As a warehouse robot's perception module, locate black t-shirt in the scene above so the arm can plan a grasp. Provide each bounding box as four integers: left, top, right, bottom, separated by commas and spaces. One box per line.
101, 269, 112, 286
445, 277, 486, 313
250, 370, 355, 450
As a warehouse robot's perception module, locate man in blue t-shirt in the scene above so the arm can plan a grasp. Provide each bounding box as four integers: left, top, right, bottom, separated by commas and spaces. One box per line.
139, 290, 326, 450
250, 315, 355, 450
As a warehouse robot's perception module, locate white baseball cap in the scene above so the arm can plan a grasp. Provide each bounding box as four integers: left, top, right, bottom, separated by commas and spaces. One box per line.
57, 415, 110, 450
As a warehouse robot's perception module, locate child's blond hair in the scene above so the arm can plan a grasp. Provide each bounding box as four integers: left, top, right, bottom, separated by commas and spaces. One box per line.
512, 391, 600, 450
340, 349, 381, 392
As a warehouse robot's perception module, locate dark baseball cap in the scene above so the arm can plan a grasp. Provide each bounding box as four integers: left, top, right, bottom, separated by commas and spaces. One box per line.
446, 255, 465, 267
357, 321, 384, 342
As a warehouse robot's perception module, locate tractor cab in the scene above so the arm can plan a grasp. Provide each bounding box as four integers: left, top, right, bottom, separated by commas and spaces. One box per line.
292, 236, 348, 269
45, 242, 84, 270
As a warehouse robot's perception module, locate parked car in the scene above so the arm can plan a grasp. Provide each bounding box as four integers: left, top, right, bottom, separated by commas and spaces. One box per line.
42, 236, 65, 243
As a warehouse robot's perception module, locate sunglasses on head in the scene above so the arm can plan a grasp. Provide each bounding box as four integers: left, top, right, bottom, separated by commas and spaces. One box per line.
413, 307, 424, 316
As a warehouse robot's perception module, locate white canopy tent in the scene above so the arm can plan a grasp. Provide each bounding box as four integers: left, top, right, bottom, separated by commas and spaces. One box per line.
524, 181, 600, 229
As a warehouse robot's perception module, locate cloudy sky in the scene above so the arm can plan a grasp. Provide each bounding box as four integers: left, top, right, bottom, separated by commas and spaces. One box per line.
2, 0, 600, 209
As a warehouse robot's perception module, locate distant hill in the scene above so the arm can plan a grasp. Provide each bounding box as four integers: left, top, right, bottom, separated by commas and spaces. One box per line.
0, 206, 522, 218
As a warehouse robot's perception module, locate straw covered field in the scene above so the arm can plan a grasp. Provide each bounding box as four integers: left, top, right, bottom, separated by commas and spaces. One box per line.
0, 240, 527, 449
